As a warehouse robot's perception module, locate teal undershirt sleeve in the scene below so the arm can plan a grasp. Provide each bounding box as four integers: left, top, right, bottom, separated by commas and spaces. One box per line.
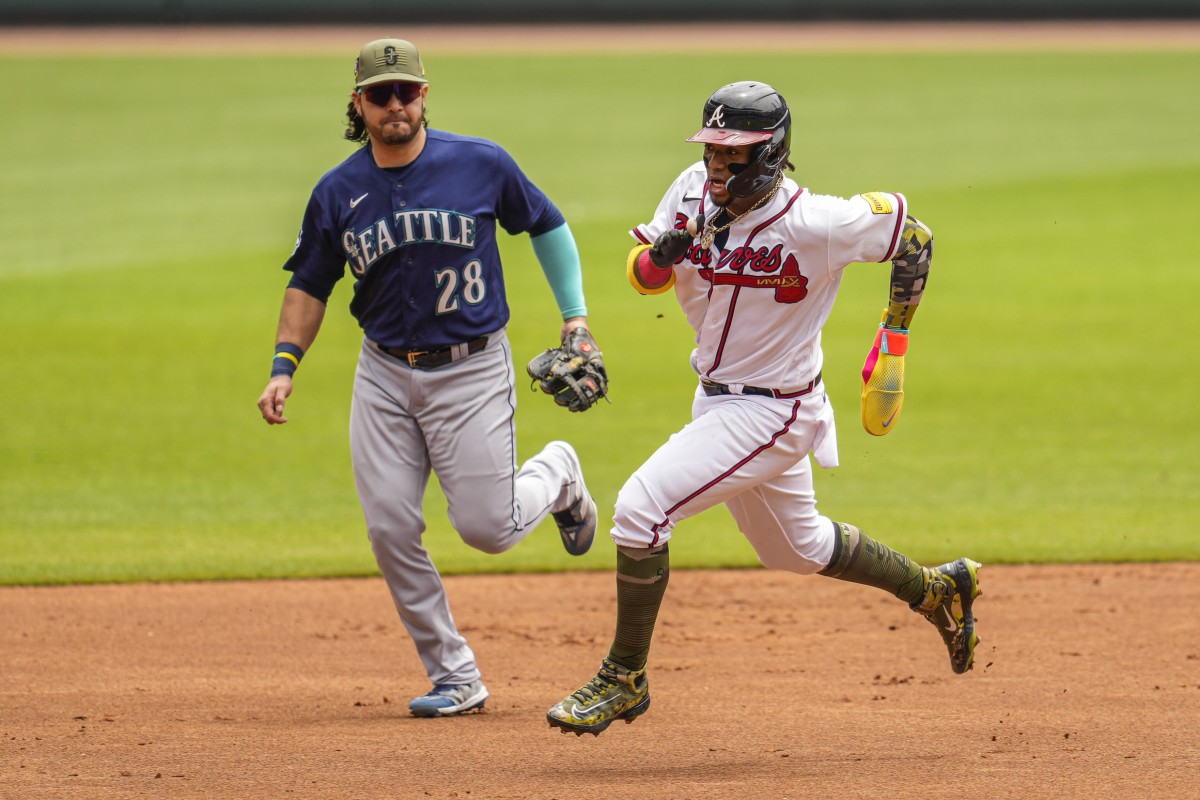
530, 223, 587, 320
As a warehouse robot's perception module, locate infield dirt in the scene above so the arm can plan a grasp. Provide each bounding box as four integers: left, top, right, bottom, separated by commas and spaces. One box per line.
4, 564, 1199, 799
2, 20, 1200, 53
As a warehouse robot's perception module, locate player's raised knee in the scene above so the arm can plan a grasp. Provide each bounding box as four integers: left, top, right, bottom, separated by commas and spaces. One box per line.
452, 509, 522, 554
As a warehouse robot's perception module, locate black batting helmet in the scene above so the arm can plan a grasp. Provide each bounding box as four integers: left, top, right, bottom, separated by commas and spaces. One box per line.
686, 81, 791, 199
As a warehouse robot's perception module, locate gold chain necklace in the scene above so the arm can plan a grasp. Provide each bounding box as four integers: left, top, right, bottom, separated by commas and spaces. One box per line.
698, 173, 784, 250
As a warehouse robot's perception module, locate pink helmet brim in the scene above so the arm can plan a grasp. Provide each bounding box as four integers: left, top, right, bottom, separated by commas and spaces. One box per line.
686, 128, 776, 147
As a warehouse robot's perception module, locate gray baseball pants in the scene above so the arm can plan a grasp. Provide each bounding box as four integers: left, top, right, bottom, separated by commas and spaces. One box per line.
349, 329, 575, 686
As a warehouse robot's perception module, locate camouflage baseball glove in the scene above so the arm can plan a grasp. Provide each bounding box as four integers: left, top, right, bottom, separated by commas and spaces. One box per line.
526, 327, 609, 413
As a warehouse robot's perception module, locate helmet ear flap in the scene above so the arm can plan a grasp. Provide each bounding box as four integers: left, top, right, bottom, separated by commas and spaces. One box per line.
729, 124, 790, 198
764, 124, 791, 171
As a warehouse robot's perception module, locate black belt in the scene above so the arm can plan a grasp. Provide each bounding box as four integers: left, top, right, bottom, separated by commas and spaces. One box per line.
701, 371, 822, 399
376, 336, 489, 370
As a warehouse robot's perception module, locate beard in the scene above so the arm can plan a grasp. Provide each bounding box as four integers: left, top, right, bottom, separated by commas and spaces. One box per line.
374, 106, 425, 146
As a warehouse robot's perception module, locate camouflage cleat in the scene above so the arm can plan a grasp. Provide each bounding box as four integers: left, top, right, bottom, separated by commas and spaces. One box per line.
914, 558, 982, 674
547, 659, 650, 736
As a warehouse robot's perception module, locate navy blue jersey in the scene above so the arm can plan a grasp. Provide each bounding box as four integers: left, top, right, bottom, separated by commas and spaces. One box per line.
284, 130, 565, 349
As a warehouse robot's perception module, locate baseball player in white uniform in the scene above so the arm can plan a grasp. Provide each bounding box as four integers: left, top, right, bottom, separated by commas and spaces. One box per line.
547, 81, 983, 736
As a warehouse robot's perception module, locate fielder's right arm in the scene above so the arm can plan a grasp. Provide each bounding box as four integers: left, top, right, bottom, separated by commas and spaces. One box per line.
257, 287, 327, 425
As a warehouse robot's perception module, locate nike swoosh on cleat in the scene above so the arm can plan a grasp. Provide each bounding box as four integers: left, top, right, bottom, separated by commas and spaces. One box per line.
942, 616, 959, 633
350, 193, 369, 208
881, 410, 899, 428
570, 695, 621, 720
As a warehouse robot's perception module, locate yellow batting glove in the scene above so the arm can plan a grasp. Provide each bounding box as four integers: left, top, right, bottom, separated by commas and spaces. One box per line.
860, 322, 909, 436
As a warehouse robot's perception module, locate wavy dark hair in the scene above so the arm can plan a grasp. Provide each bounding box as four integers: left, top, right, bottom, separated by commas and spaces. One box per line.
344, 96, 429, 145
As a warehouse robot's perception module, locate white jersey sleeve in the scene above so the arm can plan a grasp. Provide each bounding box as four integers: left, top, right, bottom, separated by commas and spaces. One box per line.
631, 163, 706, 246
822, 191, 909, 269
629, 164, 712, 337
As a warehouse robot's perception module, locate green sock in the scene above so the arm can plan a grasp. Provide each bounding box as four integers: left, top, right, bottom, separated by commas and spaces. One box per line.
606, 545, 670, 672
819, 521, 927, 605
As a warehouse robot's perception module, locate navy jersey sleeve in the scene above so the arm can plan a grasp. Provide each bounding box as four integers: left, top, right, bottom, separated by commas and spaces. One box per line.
493, 146, 565, 237
282, 192, 346, 303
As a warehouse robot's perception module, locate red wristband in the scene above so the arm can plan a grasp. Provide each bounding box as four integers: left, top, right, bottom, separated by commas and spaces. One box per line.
875, 327, 909, 356
637, 248, 674, 287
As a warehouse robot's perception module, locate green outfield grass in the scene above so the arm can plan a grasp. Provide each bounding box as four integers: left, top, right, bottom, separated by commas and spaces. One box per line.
1, 47, 1196, 584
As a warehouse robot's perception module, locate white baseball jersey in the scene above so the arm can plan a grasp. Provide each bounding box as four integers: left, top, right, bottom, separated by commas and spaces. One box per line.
612, 163, 912, 566
632, 162, 909, 393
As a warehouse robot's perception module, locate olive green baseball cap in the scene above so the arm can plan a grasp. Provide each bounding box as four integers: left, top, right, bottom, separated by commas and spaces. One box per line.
354, 38, 427, 87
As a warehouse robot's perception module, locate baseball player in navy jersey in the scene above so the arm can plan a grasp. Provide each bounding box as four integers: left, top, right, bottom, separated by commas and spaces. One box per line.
547, 81, 983, 736
256, 38, 601, 718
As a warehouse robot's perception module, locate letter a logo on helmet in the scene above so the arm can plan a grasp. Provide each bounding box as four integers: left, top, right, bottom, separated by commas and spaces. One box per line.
686, 81, 792, 198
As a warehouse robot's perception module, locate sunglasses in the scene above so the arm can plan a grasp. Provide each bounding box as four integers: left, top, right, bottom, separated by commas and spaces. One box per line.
359, 82, 424, 107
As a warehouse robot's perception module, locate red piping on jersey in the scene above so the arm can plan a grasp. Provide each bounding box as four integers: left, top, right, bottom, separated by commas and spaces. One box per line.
882, 193, 908, 261
748, 188, 804, 240
648, 397, 804, 547
706, 189, 804, 375
632, 227, 651, 245
707, 285, 741, 374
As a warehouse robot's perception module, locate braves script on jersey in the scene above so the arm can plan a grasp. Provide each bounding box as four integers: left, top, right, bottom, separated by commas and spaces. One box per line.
633, 163, 908, 393
284, 130, 565, 349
